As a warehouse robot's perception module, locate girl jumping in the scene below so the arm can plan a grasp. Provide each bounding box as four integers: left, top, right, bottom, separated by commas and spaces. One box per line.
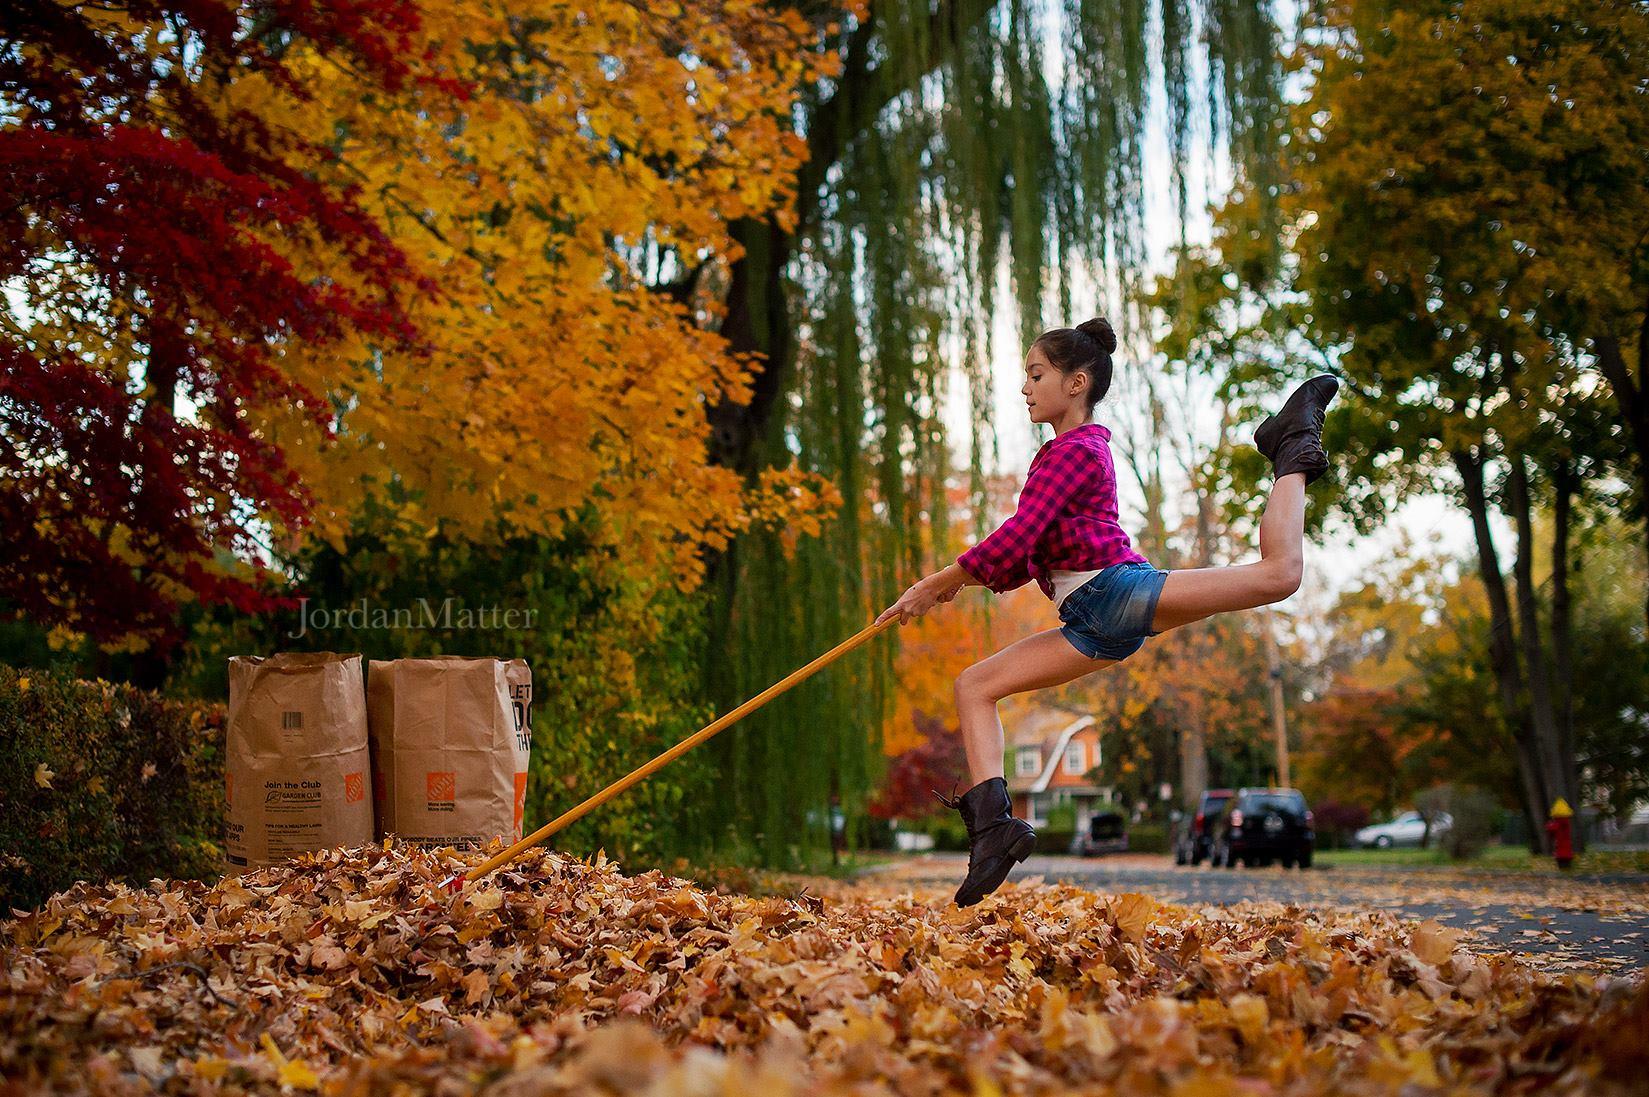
874, 317, 1338, 906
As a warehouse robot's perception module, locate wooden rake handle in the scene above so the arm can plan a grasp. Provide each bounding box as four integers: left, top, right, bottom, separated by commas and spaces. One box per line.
441, 614, 902, 896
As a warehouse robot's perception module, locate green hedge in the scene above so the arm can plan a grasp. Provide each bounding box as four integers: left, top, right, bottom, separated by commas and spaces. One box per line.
1126, 822, 1169, 854
914, 815, 970, 851
0, 666, 225, 912
1035, 828, 1076, 854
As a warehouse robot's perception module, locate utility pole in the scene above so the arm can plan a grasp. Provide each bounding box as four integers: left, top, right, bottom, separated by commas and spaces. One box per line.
1264, 608, 1290, 787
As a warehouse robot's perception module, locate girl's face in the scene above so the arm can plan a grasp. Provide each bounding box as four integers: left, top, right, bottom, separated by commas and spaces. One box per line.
1021, 344, 1087, 425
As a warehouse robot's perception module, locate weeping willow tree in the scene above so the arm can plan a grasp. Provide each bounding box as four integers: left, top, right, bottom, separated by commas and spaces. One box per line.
683, 0, 1284, 868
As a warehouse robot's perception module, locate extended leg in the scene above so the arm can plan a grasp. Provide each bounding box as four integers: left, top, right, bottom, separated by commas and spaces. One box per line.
945, 628, 1113, 906
1147, 471, 1306, 635
953, 628, 1117, 786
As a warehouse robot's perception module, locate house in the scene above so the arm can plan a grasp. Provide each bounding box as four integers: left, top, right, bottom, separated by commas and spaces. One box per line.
1003, 700, 1116, 830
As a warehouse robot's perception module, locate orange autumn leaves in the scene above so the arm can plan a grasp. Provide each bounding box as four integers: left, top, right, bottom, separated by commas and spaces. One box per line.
2, 844, 1643, 1095
884, 581, 1054, 756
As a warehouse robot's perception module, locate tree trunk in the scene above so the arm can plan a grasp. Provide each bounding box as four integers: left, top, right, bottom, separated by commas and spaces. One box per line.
1263, 614, 1290, 788
700, 530, 743, 731
1178, 714, 1208, 813
1593, 329, 1649, 626
1168, 399, 1228, 807
127, 326, 184, 690
1452, 447, 1548, 848
1551, 455, 1581, 848
1507, 454, 1574, 827
706, 215, 794, 479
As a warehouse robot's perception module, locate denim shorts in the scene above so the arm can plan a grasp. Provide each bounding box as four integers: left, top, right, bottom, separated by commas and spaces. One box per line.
1057, 560, 1170, 662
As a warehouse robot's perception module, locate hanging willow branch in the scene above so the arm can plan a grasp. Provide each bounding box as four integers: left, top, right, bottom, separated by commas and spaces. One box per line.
687, 0, 1283, 869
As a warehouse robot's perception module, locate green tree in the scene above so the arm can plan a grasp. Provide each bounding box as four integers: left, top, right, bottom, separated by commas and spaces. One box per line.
1260, 0, 1649, 842
1303, 519, 1648, 839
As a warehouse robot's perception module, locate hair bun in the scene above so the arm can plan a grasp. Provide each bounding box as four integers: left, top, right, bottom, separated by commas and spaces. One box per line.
1077, 317, 1117, 355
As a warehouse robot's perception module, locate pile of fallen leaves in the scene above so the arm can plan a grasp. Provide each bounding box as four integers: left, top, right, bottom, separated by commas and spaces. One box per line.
2, 845, 1645, 1095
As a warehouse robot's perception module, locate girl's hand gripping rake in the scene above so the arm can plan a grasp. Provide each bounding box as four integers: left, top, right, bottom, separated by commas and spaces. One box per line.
437, 615, 901, 896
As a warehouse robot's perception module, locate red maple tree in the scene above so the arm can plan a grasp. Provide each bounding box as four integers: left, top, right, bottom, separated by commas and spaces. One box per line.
869, 712, 971, 822
0, 1, 448, 646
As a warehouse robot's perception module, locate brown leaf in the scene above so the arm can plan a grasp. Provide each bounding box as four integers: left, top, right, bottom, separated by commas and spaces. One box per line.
1410, 920, 1463, 967
1107, 892, 1157, 944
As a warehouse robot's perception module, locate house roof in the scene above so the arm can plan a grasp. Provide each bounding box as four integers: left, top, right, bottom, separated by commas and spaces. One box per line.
1003, 701, 1101, 795
1003, 701, 1085, 748
1027, 714, 1095, 794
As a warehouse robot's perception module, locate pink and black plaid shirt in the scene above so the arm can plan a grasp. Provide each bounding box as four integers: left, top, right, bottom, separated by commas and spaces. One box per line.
956, 422, 1146, 600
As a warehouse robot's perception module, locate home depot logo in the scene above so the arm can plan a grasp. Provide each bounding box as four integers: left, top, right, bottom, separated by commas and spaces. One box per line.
426, 771, 456, 813
344, 771, 366, 804
513, 771, 528, 839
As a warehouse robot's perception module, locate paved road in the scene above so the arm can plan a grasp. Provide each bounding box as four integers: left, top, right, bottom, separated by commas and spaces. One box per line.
866, 853, 1649, 972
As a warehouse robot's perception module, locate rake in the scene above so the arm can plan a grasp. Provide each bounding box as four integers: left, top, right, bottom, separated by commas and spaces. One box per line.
436, 615, 901, 896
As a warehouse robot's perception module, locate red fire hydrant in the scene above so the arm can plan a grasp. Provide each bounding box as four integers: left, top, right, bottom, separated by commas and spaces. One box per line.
1545, 798, 1574, 870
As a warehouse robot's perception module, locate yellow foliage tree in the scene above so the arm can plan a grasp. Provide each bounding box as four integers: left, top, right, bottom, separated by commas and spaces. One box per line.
228, 1, 860, 599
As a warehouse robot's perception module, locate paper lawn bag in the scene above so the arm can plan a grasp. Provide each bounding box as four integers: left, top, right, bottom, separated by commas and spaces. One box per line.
225, 652, 374, 873
368, 657, 532, 848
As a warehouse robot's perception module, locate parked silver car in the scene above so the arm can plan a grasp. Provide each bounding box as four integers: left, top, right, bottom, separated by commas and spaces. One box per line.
1354, 810, 1452, 849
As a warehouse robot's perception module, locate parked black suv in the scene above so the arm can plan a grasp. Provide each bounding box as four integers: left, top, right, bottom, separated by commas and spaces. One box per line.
1174, 788, 1234, 866
1210, 787, 1314, 868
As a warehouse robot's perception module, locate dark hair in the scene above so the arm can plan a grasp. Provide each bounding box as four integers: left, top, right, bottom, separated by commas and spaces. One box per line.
1035, 318, 1117, 412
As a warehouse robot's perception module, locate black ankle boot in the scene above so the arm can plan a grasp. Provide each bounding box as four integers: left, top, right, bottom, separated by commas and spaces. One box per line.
1253, 374, 1339, 485
934, 777, 1036, 907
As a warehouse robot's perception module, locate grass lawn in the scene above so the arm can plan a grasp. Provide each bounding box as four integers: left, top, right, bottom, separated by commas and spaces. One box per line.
658, 848, 908, 897
1315, 846, 1457, 867
1316, 844, 1649, 875
815, 849, 907, 877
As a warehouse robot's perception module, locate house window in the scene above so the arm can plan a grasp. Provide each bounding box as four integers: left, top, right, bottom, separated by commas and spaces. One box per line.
1016, 748, 1041, 777
1063, 741, 1085, 775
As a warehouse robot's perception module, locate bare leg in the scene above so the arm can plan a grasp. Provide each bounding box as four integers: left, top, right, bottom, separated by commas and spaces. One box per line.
953, 628, 1117, 786
1148, 471, 1307, 634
